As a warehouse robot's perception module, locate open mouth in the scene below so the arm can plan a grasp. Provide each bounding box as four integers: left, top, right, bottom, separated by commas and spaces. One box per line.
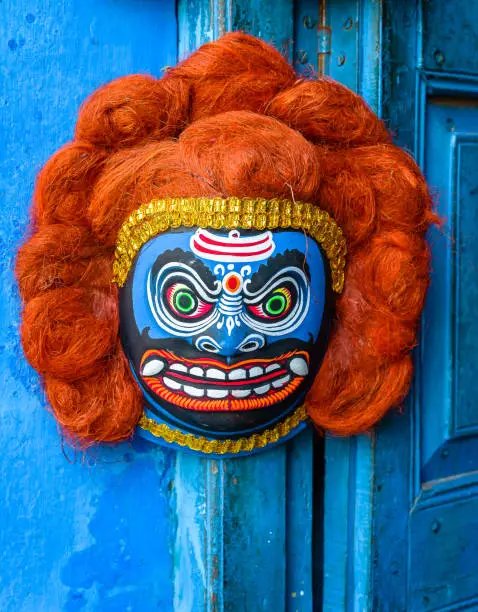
139, 349, 309, 411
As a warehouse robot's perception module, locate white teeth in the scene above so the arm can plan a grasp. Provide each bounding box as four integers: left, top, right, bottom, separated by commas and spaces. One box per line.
228, 368, 247, 381
272, 375, 290, 389
170, 363, 188, 373
164, 377, 181, 390
184, 385, 204, 398
207, 389, 228, 398
190, 366, 204, 377
206, 368, 227, 380
153, 360, 298, 400
141, 359, 164, 377
289, 357, 309, 377
249, 366, 264, 378
231, 389, 251, 398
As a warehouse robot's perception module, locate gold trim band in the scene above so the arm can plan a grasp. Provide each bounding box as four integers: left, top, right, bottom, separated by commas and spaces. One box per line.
113, 197, 346, 292
139, 404, 308, 454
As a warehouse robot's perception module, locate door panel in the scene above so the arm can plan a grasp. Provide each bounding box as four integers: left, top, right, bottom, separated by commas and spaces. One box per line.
408, 474, 478, 610
407, 99, 478, 611
421, 101, 478, 481
373, 2, 478, 610
423, 1, 478, 75
374, 93, 478, 612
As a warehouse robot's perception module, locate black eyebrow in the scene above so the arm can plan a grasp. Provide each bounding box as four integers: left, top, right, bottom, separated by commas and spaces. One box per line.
151, 248, 217, 289
248, 249, 311, 292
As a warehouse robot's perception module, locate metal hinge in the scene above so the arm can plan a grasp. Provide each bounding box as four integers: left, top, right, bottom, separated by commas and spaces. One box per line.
317, 25, 332, 75
317, 0, 331, 75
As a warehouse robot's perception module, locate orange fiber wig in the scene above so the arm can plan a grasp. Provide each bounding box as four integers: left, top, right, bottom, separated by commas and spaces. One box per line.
16, 33, 436, 446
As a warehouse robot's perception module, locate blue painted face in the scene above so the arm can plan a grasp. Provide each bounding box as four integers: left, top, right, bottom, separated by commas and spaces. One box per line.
119, 227, 332, 440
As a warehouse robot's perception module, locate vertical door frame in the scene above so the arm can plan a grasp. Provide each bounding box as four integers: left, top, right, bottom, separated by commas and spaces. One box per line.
321, 2, 382, 610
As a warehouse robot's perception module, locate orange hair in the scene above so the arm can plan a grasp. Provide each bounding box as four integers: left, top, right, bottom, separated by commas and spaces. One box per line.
16, 33, 437, 446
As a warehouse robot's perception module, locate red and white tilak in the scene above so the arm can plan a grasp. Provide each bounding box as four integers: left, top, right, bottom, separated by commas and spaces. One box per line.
190, 229, 275, 262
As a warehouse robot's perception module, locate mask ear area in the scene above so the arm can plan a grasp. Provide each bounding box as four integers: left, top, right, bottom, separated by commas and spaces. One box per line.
75, 74, 190, 149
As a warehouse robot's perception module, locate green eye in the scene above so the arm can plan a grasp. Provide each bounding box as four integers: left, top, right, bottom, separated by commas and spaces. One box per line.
265, 292, 287, 316
166, 282, 214, 320
174, 290, 195, 314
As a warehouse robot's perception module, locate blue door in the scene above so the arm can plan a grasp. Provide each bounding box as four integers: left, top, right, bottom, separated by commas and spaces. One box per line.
373, 1, 478, 610
291, 1, 478, 609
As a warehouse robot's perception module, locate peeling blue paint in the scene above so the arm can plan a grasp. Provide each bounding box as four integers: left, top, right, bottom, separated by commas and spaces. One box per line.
61, 453, 175, 611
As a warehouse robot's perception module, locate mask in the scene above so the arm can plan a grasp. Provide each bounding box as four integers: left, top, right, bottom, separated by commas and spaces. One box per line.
17, 33, 435, 453
115, 197, 346, 456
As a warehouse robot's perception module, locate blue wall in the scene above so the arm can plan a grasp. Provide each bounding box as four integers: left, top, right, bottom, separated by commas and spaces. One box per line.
0, 2, 177, 609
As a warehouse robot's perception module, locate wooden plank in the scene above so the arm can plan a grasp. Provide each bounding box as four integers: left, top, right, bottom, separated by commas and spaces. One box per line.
409, 475, 478, 610
293, 0, 320, 78
423, 0, 478, 75
371, 2, 421, 609
323, 438, 351, 611
178, 0, 294, 59
322, 1, 382, 609
372, 411, 413, 612
286, 431, 314, 611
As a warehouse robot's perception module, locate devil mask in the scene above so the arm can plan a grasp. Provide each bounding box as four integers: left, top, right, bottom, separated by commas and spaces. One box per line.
16, 32, 435, 455
115, 197, 345, 454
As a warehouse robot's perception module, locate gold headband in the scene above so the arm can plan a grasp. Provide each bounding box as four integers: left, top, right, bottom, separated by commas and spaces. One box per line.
113, 197, 346, 292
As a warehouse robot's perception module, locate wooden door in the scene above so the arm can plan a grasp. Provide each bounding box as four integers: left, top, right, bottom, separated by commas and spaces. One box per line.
373, 1, 478, 610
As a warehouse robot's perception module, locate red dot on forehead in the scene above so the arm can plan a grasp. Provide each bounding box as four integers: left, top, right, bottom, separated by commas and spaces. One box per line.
225, 273, 241, 292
